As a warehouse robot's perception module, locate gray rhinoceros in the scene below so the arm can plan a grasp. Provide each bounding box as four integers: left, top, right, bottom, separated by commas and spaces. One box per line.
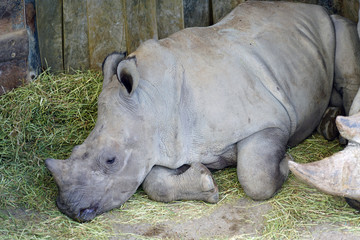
45, 1, 360, 222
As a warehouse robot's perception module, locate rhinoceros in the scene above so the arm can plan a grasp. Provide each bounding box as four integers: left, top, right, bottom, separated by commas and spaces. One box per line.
45, 1, 360, 222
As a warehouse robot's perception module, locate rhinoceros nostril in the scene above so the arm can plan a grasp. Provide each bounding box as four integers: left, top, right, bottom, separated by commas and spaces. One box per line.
77, 205, 98, 222
80, 207, 94, 216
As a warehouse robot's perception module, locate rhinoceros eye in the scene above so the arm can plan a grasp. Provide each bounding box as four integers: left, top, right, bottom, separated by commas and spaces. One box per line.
106, 157, 116, 164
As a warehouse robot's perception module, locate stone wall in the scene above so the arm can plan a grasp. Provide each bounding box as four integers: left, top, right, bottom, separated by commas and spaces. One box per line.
34, 0, 359, 72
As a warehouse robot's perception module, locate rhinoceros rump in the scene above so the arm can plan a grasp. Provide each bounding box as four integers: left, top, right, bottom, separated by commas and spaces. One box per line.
45, 1, 360, 222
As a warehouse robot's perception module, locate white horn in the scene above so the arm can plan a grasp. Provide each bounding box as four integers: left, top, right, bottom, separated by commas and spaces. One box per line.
289, 112, 360, 201
289, 145, 360, 201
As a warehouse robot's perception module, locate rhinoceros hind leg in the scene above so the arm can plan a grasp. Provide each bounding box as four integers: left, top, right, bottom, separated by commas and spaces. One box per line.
142, 163, 219, 203
236, 128, 289, 200
317, 107, 343, 141
331, 14, 360, 115
345, 198, 360, 212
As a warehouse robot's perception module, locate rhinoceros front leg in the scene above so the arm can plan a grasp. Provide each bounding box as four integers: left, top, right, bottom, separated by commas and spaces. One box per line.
236, 128, 290, 200
142, 163, 219, 203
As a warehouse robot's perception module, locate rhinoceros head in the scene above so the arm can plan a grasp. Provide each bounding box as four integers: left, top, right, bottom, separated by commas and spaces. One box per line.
45, 52, 160, 222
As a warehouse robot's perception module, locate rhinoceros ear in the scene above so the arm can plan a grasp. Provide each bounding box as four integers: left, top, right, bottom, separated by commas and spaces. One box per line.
116, 56, 139, 96
102, 52, 126, 88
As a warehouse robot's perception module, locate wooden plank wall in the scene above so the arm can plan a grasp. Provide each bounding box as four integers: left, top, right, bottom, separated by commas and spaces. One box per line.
35, 0, 63, 72
35, 0, 359, 73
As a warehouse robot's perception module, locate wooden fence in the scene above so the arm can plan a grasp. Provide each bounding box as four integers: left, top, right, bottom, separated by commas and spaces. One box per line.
35, 0, 359, 72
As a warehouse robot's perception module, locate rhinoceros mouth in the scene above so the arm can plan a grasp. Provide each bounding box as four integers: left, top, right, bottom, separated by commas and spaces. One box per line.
56, 196, 100, 222
76, 204, 99, 222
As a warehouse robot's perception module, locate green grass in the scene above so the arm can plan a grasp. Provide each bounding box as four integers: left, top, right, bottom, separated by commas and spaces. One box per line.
1, 71, 360, 239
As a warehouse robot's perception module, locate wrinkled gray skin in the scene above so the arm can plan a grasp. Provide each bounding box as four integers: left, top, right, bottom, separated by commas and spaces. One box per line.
45, 1, 360, 222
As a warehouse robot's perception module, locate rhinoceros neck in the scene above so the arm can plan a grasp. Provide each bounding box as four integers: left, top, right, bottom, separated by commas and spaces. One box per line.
125, 49, 188, 167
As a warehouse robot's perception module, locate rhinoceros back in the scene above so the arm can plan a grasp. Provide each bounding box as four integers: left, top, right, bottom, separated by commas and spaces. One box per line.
132, 1, 336, 164
161, 1, 334, 146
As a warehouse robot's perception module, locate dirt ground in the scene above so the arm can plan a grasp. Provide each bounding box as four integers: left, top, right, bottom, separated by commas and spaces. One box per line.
107, 198, 360, 240
2, 195, 360, 239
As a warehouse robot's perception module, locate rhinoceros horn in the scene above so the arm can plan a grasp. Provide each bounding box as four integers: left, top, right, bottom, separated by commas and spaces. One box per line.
45, 158, 70, 186
289, 112, 360, 202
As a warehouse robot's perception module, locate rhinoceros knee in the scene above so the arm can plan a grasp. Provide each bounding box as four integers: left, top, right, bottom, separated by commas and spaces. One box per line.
242, 181, 279, 201
143, 173, 174, 202
142, 166, 174, 201
239, 162, 287, 201
236, 128, 289, 201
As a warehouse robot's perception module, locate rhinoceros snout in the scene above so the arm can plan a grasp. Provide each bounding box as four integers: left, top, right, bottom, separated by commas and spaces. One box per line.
56, 196, 99, 222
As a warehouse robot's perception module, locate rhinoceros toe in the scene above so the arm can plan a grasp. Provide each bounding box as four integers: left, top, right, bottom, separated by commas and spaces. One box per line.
200, 171, 219, 203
